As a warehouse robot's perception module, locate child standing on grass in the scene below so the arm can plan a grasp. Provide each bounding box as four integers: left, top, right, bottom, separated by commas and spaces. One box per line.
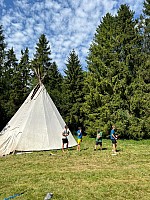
94, 129, 103, 151
62, 125, 70, 152
110, 125, 117, 155
77, 127, 82, 151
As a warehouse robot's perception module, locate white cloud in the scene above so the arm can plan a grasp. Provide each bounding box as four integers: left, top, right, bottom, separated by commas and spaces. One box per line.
0, 0, 4, 7
0, 0, 144, 73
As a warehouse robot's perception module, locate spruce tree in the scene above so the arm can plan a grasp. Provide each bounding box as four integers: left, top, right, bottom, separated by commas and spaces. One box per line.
114, 5, 144, 138
126, 1, 150, 139
63, 49, 84, 131
0, 25, 7, 130
31, 34, 63, 114
0, 25, 7, 77
2, 48, 19, 119
45, 61, 63, 112
143, 0, 150, 52
84, 13, 117, 136
84, 5, 144, 138
128, 0, 150, 138
31, 34, 52, 85
17, 48, 32, 101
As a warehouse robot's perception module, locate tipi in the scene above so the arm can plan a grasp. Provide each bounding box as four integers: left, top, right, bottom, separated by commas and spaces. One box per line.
0, 83, 77, 156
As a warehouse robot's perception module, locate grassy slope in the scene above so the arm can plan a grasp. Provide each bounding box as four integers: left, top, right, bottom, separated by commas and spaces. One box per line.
0, 137, 150, 200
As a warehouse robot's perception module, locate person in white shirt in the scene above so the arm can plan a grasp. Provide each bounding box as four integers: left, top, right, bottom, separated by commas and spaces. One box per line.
62, 125, 70, 152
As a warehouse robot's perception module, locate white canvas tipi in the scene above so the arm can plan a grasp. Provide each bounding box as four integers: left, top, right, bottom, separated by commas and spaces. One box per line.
0, 84, 77, 156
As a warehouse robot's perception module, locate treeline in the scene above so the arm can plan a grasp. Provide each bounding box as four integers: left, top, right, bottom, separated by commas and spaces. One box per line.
0, 3, 150, 139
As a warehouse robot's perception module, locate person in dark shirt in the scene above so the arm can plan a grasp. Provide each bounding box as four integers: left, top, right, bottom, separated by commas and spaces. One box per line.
110, 125, 117, 155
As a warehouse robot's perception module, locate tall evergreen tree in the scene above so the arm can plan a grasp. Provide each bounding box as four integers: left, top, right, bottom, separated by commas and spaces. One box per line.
31, 34, 52, 85
0, 25, 7, 77
63, 49, 84, 131
2, 48, 19, 120
129, 0, 150, 138
45, 61, 63, 113
114, 5, 145, 138
0, 25, 7, 130
84, 13, 117, 136
143, 0, 150, 52
84, 5, 145, 138
17, 48, 32, 102
127, 0, 150, 139
31, 34, 64, 114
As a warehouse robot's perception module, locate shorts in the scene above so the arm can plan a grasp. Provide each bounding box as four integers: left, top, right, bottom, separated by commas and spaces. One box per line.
62, 138, 68, 144
96, 141, 102, 145
77, 139, 82, 144
111, 139, 117, 144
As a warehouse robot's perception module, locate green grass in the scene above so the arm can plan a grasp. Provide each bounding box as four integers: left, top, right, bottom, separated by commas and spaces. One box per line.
0, 137, 150, 200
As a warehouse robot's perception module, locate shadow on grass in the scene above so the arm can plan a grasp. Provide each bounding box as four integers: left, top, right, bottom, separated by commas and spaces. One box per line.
82, 147, 89, 151
116, 149, 122, 152
94, 148, 108, 151
102, 148, 107, 150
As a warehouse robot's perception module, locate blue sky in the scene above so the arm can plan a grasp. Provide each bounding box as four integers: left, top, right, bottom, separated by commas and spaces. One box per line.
0, 0, 144, 73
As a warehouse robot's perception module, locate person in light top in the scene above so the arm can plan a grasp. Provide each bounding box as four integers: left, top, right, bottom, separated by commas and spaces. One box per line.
62, 125, 70, 152
94, 129, 103, 151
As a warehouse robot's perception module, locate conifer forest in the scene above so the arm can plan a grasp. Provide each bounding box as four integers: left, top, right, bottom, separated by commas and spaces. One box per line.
0, 3, 150, 139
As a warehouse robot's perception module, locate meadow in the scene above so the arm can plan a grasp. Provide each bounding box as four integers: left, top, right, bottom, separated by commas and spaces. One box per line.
0, 137, 150, 200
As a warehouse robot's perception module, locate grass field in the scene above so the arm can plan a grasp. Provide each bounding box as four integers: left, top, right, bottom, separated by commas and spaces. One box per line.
0, 137, 150, 200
